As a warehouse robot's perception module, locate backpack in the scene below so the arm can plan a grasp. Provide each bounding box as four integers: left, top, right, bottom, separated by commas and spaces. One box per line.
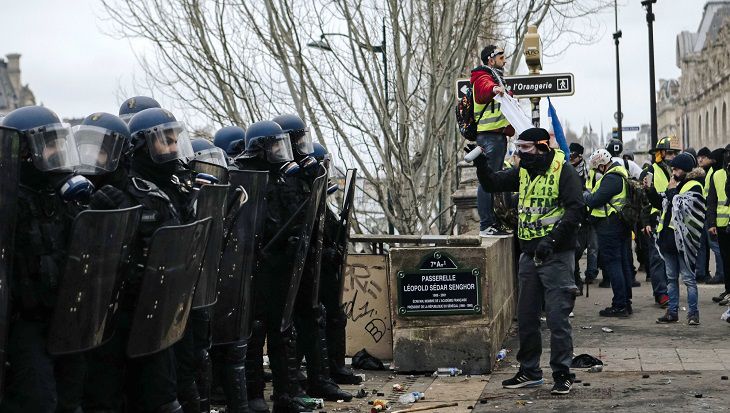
455, 83, 488, 142
609, 175, 643, 228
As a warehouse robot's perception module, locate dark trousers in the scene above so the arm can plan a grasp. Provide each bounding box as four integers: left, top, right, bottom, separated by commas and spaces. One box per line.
595, 216, 633, 308
0, 319, 85, 413
718, 228, 730, 293
476, 132, 507, 230
516, 250, 576, 377
83, 309, 178, 412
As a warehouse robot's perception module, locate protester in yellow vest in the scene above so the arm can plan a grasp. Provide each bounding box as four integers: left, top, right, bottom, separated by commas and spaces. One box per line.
568, 143, 598, 295
708, 146, 730, 306
584, 149, 633, 318
641, 136, 679, 308
695, 148, 726, 285
646, 152, 706, 325
473, 128, 584, 395
470, 45, 515, 237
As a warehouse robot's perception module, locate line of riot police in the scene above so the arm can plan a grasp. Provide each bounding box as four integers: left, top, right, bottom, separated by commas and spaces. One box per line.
0, 96, 359, 413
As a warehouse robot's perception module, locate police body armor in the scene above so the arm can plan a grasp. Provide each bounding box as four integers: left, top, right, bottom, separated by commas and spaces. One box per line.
212, 170, 268, 345
279, 168, 328, 331
127, 218, 212, 358
47, 206, 142, 355
0, 127, 20, 399
192, 184, 229, 309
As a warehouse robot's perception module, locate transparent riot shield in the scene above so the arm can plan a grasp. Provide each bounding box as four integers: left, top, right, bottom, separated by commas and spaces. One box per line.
47, 206, 142, 355
280, 168, 327, 332
192, 184, 229, 309
190, 159, 229, 184
211, 170, 268, 345
0, 127, 20, 398
127, 218, 211, 358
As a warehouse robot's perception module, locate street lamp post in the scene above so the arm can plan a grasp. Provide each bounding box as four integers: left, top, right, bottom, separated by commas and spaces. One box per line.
613, 0, 623, 141
308, 19, 395, 234
642, 0, 658, 149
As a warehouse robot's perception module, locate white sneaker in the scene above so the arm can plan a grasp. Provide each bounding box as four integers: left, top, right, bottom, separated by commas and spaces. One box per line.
480, 226, 509, 237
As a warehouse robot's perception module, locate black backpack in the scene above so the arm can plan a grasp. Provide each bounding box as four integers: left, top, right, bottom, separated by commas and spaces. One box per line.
609, 174, 643, 228
455, 83, 488, 142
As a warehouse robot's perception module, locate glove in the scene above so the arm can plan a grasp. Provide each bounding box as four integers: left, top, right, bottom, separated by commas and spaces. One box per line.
89, 185, 128, 210
463, 144, 489, 169
534, 236, 556, 262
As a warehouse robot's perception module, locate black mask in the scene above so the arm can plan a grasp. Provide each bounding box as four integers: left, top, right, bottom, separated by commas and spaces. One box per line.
519, 151, 550, 174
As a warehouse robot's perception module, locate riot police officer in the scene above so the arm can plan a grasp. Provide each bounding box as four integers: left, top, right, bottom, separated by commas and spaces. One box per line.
214, 125, 248, 158
83, 107, 197, 413
118, 95, 162, 123
272, 115, 351, 402
236, 120, 311, 413
0, 106, 94, 412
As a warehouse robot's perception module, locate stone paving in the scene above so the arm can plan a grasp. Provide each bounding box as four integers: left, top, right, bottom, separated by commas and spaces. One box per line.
241, 271, 730, 412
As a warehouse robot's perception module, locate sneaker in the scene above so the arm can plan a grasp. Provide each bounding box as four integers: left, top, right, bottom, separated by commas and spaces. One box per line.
599, 306, 628, 317
656, 312, 679, 324
480, 225, 509, 237
551, 373, 574, 395
688, 315, 700, 326
658, 294, 669, 308
712, 291, 730, 303
720, 296, 730, 306
502, 371, 544, 389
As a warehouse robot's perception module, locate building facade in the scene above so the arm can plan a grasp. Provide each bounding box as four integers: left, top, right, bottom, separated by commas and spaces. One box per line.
0, 53, 35, 116
675, 1, 730, 150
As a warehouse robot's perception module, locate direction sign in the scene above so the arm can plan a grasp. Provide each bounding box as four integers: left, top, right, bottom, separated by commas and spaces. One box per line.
622, 126, 640, 132
456, 72, 574, 101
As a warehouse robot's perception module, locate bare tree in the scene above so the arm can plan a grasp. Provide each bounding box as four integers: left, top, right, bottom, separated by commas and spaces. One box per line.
100, 0, 608, 234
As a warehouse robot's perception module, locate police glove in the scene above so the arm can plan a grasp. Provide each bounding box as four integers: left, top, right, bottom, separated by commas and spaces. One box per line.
89, 185, 128, 210
534, 236, 556, 263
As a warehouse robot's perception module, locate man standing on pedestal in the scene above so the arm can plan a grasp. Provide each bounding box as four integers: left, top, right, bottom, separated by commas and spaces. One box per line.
471, 45, 515, 236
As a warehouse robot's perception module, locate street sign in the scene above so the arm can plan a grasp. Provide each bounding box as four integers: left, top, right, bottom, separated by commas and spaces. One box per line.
622, 126, 640, 132
455, 73, 575, 101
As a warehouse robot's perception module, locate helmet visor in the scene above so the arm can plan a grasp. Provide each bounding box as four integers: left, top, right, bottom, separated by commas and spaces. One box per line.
72, 125, 127, 175
266, 133, 295, 163
144, 121, 194, 163
192, 147, 228, 168
293, 129, 314, 155
26, 123, 80, 172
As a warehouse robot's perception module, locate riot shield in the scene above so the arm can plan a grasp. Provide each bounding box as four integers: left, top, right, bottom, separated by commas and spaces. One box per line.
280, 168, 328, 332
47, 206, 142, 355
0, 127, 20, 399
211, 170, 268, 345
192, 184, 229, 309
190, 159, 229, 184
127, 218, 211, 358
301, 165, 329, 309
335, 169, 357, 306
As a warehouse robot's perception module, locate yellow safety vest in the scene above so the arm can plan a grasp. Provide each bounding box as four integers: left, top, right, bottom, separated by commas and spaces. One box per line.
586, 169, 597, 191
714, 169, 729, 228
473, 72, 510, 132
517, 150, 565, 240
704, 167, 715, 197
589, 165, 628, 218
650, 162, 670, 215
657, 180, 703, 233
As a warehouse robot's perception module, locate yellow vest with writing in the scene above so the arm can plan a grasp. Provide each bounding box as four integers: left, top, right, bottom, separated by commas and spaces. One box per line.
517, 150, 565, 240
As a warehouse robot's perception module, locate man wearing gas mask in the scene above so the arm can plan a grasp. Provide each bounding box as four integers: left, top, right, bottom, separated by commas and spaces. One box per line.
0, 106, 94, 412
472, 127, 583, 395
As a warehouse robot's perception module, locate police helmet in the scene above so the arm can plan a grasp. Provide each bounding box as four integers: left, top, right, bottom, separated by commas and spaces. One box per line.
606, 139, 623, 157
272, 114, 313, 157
311, 142, 331, 162
74, 112, 131, 175
128, 108, 193, 164
118, 96, 161, 123
244, 120, 294, 164
213, 125, 247, 156
1, 106, 80, 172
190, 138, 228, 168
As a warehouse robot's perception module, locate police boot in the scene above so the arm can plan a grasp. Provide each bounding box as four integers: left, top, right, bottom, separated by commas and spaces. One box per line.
325, 309, 361, 385
271, 394, 310, 413
154, 400, 184, 413
246, 321, 269, 412
220, 341, 250, 413
195, 348, 213, 413
306, 305, 352, 402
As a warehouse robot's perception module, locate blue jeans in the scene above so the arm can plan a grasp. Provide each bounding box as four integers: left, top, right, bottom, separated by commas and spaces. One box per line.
695, 225, 725, 280
476, 132, 507, 230
663, 248, 698, 317
595, 216, 633, 308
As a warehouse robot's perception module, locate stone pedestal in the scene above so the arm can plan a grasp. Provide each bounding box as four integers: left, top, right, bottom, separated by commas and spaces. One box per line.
387, 237, 515, 374
451, 162, 480, 235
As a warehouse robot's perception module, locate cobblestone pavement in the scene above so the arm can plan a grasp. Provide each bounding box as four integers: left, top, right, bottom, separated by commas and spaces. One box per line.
216, 271, 730, 412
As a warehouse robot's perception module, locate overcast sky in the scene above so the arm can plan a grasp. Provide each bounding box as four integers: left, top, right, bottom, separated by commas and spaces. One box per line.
0, 0, 707, 134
